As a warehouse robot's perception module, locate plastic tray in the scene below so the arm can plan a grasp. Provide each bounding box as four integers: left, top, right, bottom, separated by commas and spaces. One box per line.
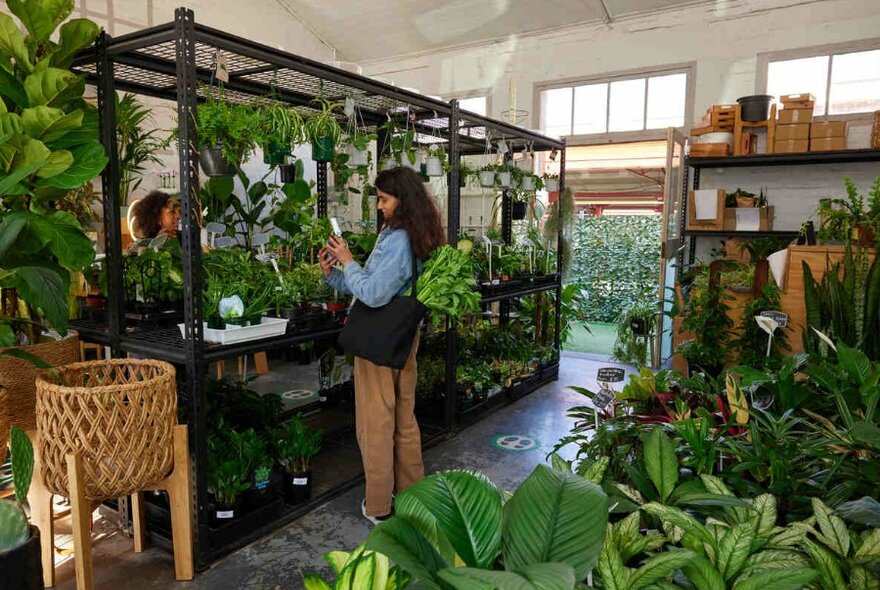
177, 316, 289, 345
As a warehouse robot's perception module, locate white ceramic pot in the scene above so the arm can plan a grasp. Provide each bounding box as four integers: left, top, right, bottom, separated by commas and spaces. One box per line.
381, 157, 397, 171
426, 156, 444, 177
479, 171, 496, 187
520, 175, 536, 191
347, 145, 369, 166
497, 171, 512, 188
544, 178, 559, 192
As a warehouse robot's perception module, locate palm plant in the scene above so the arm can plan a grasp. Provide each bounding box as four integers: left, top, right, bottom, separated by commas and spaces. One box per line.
116, 93, 169, 206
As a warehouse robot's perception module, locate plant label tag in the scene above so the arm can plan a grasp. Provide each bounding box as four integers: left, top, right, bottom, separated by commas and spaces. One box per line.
293, 477, 309, 486
760, 310, 788, 327
597, 367, 625, 383
214, 50, 229, 83
216, 510, 234, 519
593, 387, 615, 410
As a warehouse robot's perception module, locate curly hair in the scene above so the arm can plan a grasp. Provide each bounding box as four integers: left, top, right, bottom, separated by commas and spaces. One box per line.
130, 190, 175, 238
374, 167, 446, 259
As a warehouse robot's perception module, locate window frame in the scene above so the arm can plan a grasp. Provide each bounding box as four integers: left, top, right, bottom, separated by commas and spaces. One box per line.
756, 38, 880, 122
445, 90, 492, 118
533, 62, 696, 146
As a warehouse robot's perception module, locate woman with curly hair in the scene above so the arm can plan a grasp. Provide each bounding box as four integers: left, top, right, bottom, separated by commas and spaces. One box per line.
129, 190, 180, 239
320, 166, 445, 525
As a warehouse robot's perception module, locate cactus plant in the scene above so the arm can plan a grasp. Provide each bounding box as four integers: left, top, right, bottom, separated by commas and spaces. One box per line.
0, 426, 34, 551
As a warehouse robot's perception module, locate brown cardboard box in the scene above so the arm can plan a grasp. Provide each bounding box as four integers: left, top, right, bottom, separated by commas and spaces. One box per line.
778, 107, 814, 124
774, 139, 810, 153
810, 121, 847, 138
776, 124, 811, 141
688, 189, 725, 230
781, 93, 816, 104
810, 137, 847, 151
723, 206, 775, 231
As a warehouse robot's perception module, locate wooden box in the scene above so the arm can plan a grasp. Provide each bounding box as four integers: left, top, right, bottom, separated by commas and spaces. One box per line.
810, 121, 847, 138
688, 189, 725, 230
689, 143, 731, 157
778, 107, 814, 124
781, 93, 816, 104
774, 139, 809, 153
810, 136, 847, 151
701, 104, 736, 131
776, 123, 810, 141
723, 206, 774, 231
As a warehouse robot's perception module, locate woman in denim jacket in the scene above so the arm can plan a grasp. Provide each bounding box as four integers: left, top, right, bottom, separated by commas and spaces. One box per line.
321, 167, 445, 524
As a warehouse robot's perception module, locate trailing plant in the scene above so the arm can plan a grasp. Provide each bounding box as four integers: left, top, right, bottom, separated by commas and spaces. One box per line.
256, 102, 305, 164
542, 187, 575, 274
116, 92, 169, 206
196, 93, 260, 167
612, 303, 656, 366
0, 1, 105, 344
304, 98, 343, 144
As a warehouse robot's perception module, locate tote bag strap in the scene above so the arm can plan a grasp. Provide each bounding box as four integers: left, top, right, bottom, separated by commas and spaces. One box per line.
409, 237, 420, 298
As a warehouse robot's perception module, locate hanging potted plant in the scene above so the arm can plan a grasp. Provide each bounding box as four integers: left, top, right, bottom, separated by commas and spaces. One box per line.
459, 161, 477, 188
257, 103, 305, 167
345, 130, 375, 167
496, 164, 512, 188
543, 172, 560, 192
479, 164, 496, 188
276, 415, 323, 503
511, 195, 529, 221
197, 95, 260, 176
425, 145, 448, 177
304, 98, 344, 163
0, 427, 42, 589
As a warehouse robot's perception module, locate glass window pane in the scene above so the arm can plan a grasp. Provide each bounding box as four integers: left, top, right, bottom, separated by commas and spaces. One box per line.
541, 87, 573, 138
458, 96, 487, 116
767, 55, 829, 115
829, 50, 880, 115
573, 83, 607, 134
608, 78, 646, 132
647, 73, 686, 128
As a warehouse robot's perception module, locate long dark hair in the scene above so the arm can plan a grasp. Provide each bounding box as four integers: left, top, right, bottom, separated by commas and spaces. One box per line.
131, 190, 174, 238
374, 167, 446, 259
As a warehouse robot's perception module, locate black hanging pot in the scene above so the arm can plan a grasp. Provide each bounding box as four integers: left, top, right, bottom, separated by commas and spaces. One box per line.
279, 164, 298, 183
311, 137, 335, 162
0, 526, 42, 590
630, 317, 649, 336
737, 95, 773, 122
199, 145, 236, 177
511, 201, 528, 220
283, 469, 312, 503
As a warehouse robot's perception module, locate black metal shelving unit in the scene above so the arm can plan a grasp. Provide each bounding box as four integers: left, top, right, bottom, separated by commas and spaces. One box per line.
71, 8, 565, 568
679, 149, 880, 267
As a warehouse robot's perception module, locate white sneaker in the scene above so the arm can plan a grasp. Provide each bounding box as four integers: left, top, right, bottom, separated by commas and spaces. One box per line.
361, 498, 392, 525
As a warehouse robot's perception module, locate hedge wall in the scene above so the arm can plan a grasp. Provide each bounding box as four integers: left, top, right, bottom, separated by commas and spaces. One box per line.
568, 215, 661, 323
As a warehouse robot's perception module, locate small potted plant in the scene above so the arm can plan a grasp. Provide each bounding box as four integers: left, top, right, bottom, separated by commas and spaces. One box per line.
197, 96, 260, 176
425, 146, 448, 177
543, 172, 559, 192
729, 188, 756, 208
496, 164, 512, 188
239, 429, 279, 511
276, 415, 323, 504
326, 289, 348, 314
257, 103, 305, 167
304, 98, 344, 162
479, 164, 496, 188
0, 427, 42, 589
206, 453, 250, 526
459, 161, 478, 188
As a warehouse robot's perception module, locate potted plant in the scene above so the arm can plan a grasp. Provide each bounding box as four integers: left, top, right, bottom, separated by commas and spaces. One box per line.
275, 415, 323, 503
728, 188, 756, 208
257, 103, 305, 167
478, 164, 496, 188
116, 92, 169, 207
425, 146, 448, 177
675, 264, 734, 377
612, 303, 656, 366
496, 164, 512, 188
543, 172, 560, 192
238, 429, 279, 511
459, 161, 478, 188
0, 426, 42, 589
206, 441, 250, 526
817, 176, 880, 247
326, 289, 348, 314
196, 95, 260, 176
304, 98, 343, 162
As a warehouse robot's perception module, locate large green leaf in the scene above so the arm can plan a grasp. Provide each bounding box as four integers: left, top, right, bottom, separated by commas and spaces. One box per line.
801, 539, 848, 590
850, 422, 880, 451
0, 212, 27, 259
739, 549, 810, 578
0, 113, 24, 138
397, 470, 501, 568
439, 563, 576, 590
812, 498, 851, 557
681, 555, 725, 590
45, 105, 97, 150
7, 0, 73, 44
676, 493, 751, 508
730, 568, 818, 590
0, 13, 32, 74
24, 210, 94, 271
0, 62, 29, 108
36, 142, 107, 189
50, 18, 100, 69
596, 540, 631, 590
0, 161, 43, 194
24, 67, 83, 107
503, 465, 608, 579
836, 341, 872, 385
717, 523, 755, 580
365, 517, 449, 590
1, 265, 69, 333
300, 573, 331, 590
854, 529, 880, 560
21, 106, 82, 144
9, 427, 34, 504
641, 503, 713, 546
644, 427, 678, 503
752, 494, 778, 536
628, 549, 696, 590
35, 149, 72, 178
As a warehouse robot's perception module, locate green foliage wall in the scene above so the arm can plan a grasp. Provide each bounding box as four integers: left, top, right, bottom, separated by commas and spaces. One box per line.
568, 215, 661, 323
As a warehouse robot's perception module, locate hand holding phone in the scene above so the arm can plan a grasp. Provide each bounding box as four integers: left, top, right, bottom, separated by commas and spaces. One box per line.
330, 217, 342, 237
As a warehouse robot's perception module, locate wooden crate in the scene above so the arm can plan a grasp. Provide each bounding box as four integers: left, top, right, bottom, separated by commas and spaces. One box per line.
701, 104, 736, 130
689, 142, 731, 157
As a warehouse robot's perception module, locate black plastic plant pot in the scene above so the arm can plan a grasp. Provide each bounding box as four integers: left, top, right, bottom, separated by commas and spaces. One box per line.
311, 137, 335, 162
279, 164, 298, 183
630, 317, 649, 336
199, 145, 236, 177
737, 95, 773, 122
210, 499, 242, 528
283, 469, 312, 503
243, 468, 280, 512
511, 201, 528, 220
0, 526, 42, 590
262, 141, 289, 166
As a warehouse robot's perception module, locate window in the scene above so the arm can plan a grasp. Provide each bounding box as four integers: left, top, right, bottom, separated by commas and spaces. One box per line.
764, 45, 880, 116
456, 96, 488, 116
539, 69, 690, 138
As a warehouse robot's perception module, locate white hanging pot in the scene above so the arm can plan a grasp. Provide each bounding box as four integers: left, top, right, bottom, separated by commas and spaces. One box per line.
497, 171, 512, 188
403, 151, 423, 171
520, 175, 536, 191
381, 157, 397, 171
347, 144, 369, 167
479, 171, 496, 187
544, 178, 559, 192
426, 156, 444, 177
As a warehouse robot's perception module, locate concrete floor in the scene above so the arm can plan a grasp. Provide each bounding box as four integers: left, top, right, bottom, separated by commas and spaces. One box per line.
50, 354, 633, 590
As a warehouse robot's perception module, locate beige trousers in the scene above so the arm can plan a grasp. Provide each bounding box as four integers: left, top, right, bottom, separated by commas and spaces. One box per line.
353, 332, 424, 516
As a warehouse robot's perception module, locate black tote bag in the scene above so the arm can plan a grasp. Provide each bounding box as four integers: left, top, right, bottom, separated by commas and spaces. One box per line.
338, 248, 425, 369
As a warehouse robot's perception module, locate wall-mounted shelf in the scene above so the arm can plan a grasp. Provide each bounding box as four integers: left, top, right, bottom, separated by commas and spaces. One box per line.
682, 230, 800, 239
687, 148, 880, 169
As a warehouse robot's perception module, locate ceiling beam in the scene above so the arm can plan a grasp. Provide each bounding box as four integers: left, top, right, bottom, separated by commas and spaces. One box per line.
594, 0, 614, 24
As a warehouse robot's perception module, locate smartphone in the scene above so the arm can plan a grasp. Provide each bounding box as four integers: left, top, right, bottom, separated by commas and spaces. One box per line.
330, 217, 342, 237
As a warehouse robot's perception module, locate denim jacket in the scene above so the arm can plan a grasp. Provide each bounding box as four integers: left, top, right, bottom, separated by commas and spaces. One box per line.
325, 227, 415, 308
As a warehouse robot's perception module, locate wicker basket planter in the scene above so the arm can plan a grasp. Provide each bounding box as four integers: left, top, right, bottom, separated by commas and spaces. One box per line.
35, 359, 177, 501
0, 332, 79, 432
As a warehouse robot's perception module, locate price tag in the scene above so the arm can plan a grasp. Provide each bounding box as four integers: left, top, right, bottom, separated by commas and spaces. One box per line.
760, 310, 788, 327
293, 477, 309, 486
214, 50, 229, 83
593, 387, 615, 410
597, 367, 625, 383
215, 510, 234, 519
